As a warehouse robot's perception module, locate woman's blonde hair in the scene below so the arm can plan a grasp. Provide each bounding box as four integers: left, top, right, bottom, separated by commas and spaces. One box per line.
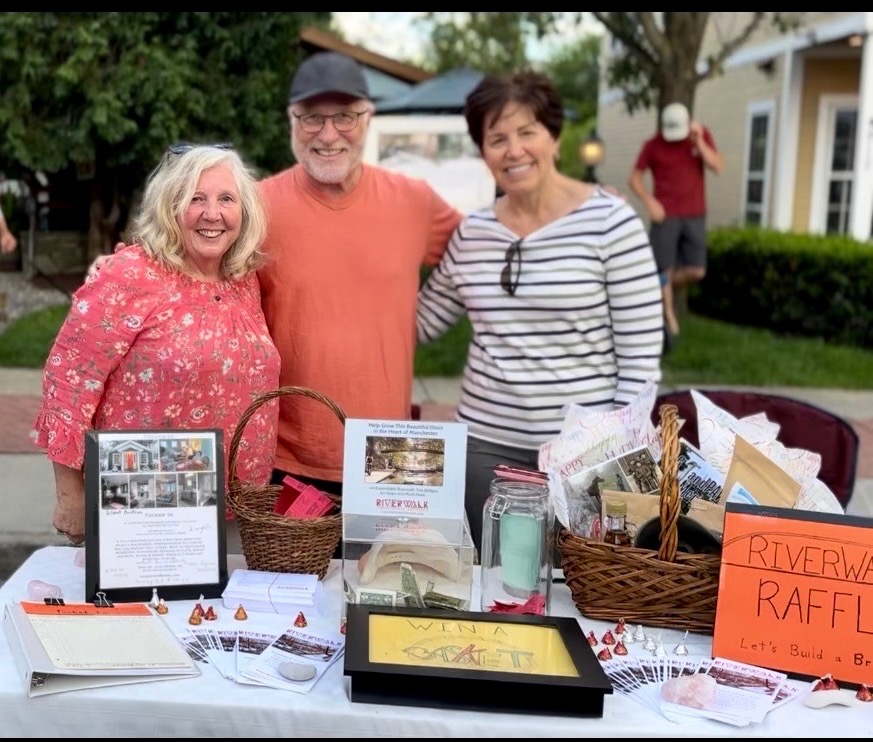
128, 145, 267, 279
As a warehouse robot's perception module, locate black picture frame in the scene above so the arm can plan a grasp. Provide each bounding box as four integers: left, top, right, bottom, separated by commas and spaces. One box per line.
343, 604, 613, 717
83, 428, 228, 603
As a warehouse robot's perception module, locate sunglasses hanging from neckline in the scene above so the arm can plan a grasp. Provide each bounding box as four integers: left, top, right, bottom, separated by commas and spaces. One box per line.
500, 239, 523, 296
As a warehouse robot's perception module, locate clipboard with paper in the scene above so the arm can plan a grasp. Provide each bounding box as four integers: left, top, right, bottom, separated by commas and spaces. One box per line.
2, 600, 200, 697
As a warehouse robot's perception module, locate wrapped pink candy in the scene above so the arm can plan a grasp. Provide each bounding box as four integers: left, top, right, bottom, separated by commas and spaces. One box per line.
661, 674, 717, 710
27, 579, 63, 601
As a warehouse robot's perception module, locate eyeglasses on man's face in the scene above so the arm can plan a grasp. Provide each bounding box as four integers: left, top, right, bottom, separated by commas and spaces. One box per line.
167, 142, 233, 156
292, 110, 369, 134
500, 239, 523, 296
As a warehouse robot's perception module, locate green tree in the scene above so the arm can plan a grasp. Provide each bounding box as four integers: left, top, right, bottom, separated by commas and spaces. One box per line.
420, 12, 560, 74
542, 34, 601, 125
416, 16, 601, 182
541, 33, 602, 181
0, 12, 327, 254
589, 12, 802, 116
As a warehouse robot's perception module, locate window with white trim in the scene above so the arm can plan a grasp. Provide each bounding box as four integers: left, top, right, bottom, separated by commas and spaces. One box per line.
742, 102, 774, 227
825, 107, 857, 235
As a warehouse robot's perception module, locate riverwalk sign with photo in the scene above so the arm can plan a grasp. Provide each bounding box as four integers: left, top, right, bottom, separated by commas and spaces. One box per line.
712, 502, 873, 685
341, 418, 467, 522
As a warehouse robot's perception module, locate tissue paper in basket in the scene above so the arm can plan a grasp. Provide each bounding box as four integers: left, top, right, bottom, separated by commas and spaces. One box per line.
222, 569, 326, 616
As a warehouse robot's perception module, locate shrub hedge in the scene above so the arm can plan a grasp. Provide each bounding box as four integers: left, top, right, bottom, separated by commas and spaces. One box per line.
689, 226, 873, 348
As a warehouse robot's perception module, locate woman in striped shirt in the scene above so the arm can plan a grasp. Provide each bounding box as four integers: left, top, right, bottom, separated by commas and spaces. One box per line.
417, 71, 664, 553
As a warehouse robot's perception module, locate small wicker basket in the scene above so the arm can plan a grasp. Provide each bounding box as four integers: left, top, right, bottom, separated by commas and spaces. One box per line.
227, 386, 345, 580
556, 403, 722, 634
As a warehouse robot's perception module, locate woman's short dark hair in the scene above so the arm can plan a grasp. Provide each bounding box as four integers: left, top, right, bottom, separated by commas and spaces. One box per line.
464, 71, 564, 150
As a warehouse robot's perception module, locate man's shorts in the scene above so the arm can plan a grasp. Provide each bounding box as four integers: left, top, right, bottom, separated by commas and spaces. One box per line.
649, 216, 707, 274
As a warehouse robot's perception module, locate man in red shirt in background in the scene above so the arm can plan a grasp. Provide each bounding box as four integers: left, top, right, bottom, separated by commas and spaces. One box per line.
628, 102, 724, 340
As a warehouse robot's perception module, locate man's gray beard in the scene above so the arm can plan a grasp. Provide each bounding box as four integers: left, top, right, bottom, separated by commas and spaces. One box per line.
292, 142, 358, 185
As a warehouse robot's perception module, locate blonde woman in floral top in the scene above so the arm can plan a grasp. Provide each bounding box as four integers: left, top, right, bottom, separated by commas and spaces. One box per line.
32, 144, 281, 544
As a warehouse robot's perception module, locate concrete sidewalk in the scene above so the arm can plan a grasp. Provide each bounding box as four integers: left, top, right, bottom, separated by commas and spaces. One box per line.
4, 370, 873, 551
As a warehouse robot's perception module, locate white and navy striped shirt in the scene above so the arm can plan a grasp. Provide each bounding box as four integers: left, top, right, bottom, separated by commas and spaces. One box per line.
417, 187, 664, 450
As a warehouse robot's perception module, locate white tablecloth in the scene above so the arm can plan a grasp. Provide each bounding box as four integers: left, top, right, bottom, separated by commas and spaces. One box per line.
0, 547, 866, 738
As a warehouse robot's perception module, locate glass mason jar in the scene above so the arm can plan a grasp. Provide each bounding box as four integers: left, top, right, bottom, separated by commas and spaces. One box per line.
480, 479, 553, 615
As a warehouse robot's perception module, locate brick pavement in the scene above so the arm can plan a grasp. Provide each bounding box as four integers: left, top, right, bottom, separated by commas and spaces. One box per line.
5, 388, 873, 478
0, 399, 461, 454
0, 394, 41, 453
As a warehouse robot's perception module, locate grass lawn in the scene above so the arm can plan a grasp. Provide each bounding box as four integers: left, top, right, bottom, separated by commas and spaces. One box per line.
0, 304, 69, 368
3, 307, 873, 389
414, 313, 873, 389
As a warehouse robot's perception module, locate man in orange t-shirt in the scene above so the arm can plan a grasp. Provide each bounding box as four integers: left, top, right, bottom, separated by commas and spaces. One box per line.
259, 52, 462, 494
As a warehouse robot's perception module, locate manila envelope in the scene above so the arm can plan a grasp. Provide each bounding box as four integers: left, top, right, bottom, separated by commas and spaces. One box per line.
687, 497, 726, 537
718, 435, 801, 509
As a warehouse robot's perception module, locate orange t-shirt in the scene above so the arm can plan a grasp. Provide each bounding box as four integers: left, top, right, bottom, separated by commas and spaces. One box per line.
258, 164, 461, 481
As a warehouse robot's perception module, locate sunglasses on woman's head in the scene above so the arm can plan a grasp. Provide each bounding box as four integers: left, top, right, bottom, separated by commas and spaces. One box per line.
167, 142, 234, 155
500, 239, 523, 296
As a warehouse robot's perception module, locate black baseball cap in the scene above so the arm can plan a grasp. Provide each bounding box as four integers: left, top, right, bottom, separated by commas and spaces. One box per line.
289, 52, 370, 104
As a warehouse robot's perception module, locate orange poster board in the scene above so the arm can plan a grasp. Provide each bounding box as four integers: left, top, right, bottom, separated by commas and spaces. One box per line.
713, 503, 873, 685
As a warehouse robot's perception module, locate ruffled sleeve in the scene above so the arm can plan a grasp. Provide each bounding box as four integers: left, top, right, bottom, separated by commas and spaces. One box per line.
31, 247, 159, 468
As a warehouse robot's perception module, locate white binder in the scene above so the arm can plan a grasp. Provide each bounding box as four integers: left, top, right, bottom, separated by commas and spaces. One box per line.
2, 600, 200, 697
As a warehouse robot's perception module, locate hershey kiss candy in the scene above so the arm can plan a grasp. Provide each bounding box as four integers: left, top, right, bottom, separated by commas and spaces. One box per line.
812, 674, 840, 692
613, 640, 628, 656
294, 611, 308, 628
204, 606, 217, 621
674, 630, 689, 656
586, 630, 598, 646
156, 599, 169, 615
234, 604, 248, 620
597, 647, 613, 661
601, 630, 616, 645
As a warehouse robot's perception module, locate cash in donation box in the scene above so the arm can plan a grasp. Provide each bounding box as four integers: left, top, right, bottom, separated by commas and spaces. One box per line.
480, 479, 553, 615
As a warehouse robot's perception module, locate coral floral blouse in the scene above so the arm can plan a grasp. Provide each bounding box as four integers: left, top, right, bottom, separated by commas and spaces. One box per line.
32, 245, 281, 489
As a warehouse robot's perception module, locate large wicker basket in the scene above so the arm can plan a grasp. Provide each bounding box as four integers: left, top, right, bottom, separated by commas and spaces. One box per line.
227, 386, 346, 580
556, 403, 722, 633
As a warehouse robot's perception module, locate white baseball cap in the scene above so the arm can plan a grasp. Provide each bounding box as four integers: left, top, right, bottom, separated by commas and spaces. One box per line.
661, 103, 690, 142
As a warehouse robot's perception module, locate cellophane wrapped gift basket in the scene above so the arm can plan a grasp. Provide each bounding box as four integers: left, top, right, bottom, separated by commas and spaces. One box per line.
227, 386, 345, 580
556, 403, 721, 633
549, 383, 846, 635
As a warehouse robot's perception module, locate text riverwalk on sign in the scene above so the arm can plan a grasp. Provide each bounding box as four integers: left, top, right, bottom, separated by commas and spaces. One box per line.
341, 418, 467, 523
712, 503, 873, 685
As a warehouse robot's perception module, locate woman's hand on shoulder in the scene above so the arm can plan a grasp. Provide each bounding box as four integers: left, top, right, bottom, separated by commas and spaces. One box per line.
599, 183, 627, 201
86, 242, 128, 278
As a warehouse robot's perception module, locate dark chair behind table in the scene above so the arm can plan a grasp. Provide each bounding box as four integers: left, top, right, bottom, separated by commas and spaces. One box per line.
652, 389, 860, 510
